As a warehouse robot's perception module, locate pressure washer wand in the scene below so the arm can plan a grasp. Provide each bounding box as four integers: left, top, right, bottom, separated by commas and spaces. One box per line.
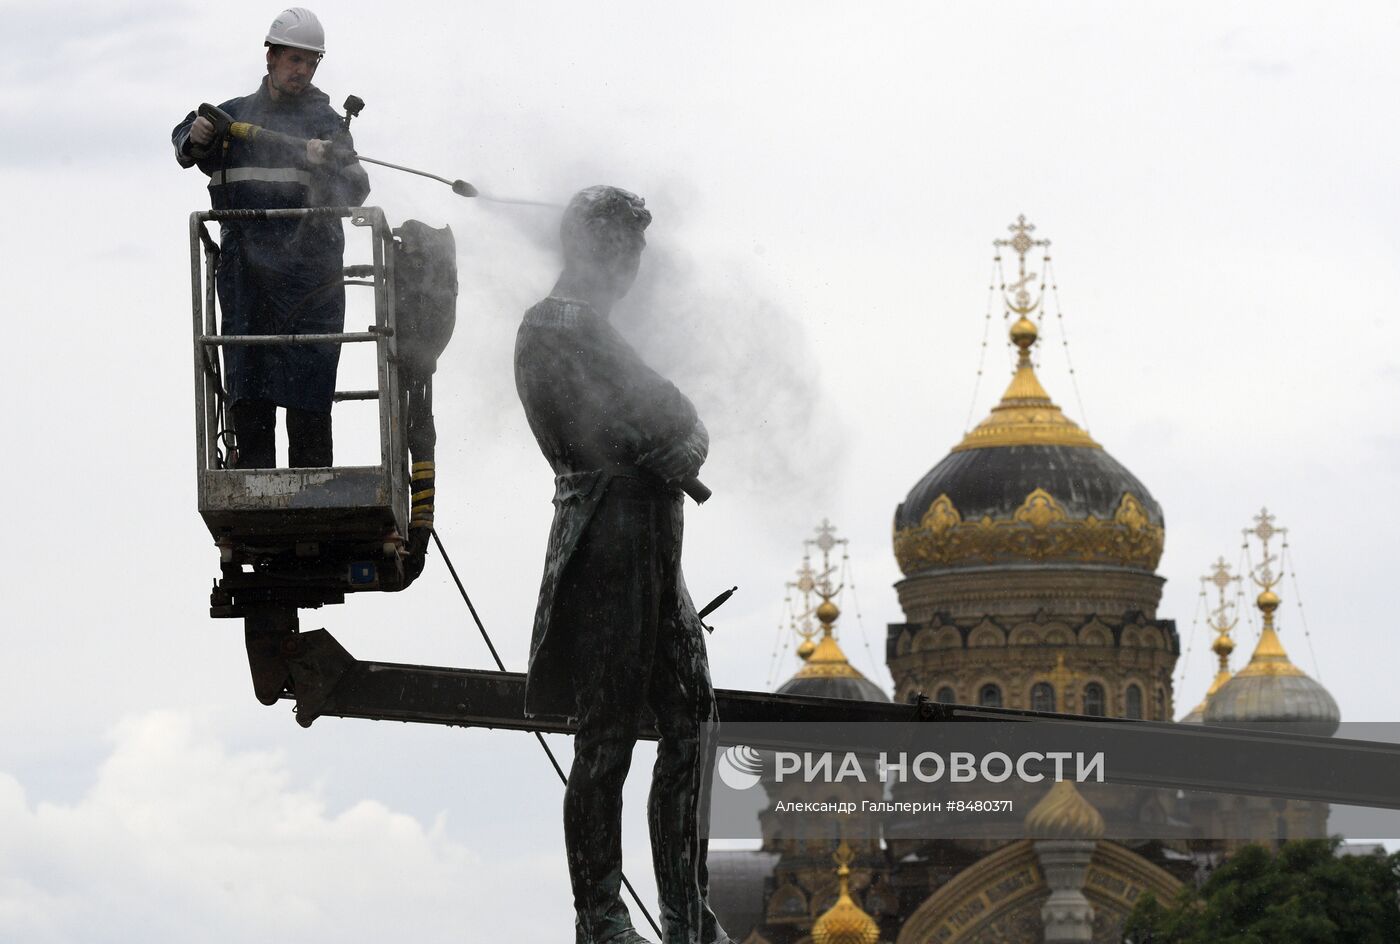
354, 156, 560, 207
353, 155, 478, 197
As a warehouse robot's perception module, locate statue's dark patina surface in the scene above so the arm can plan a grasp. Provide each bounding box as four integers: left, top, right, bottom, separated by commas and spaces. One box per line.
514, 186, 730, 944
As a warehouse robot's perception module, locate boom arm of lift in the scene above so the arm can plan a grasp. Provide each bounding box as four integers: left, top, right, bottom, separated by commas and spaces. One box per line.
247, 617, 1400, 813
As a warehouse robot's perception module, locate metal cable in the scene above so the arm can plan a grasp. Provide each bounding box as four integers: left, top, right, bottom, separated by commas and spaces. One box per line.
1281, 542, 1324, 682
963, 255, 1003, 433
767, 592, 793, 688
428, 529, 663, 940
840, 551, 883, 682
1044, 259, 1092, 433
1176, 584, 1208, 693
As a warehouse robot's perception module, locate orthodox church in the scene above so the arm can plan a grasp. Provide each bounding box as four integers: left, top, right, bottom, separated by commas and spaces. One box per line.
707, 217, 1341, 944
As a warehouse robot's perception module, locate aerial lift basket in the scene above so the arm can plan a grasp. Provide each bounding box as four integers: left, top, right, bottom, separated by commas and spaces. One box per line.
190, 206, 409, 603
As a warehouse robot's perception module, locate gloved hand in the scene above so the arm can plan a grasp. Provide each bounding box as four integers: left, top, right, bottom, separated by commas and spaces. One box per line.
188, 114, 218, 160
190, 115, 216, 147
305, 138, 357, 169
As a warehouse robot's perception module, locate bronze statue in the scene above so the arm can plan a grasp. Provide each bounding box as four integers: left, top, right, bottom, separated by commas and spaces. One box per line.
515, 186, 731, 944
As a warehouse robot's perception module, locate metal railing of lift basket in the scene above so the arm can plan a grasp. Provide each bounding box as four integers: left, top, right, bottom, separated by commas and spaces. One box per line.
188, 206, 403, 476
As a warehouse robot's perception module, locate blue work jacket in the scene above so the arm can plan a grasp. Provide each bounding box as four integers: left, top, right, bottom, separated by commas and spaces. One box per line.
173, 78, 371, 412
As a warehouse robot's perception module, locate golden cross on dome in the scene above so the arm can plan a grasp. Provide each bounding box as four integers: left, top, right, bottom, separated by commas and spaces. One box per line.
993, 214, 1051, 314
792, 556, 817, 597
1203, 557, 1241, 631
1250, 507, 1280, 544
1208, 556, 1237, 592
805, 518, 848, 601
1244, 507, 1287, 591
786, 556, 819, 643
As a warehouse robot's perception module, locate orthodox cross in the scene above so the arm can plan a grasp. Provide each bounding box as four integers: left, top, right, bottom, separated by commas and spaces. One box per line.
1202, 557, 1241, 677
786, 555, 820, 656
806, 517, 848, 600
1244, 507, 1286, 592
993, 214, 1051, 315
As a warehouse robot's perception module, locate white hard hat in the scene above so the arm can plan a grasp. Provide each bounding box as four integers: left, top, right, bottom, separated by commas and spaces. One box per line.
265, 7, 325, 54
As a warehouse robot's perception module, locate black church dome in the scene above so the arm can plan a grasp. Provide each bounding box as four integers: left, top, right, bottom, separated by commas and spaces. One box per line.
893, 318, 1163, 577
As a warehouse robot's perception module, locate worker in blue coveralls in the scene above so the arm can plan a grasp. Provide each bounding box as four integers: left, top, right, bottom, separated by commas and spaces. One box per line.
172, 8, 370, 468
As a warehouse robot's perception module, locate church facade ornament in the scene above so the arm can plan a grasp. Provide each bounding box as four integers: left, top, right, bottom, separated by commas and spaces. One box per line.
894, 489, 1164, 573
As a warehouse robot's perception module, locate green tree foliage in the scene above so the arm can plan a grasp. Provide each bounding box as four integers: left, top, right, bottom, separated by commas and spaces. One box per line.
1122, 840, 1400, 943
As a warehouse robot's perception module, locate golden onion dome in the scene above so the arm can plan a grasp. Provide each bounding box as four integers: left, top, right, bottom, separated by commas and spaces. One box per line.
1204, 627, 1339, 733
779, 579, 889, 702
1025, 779, 1105, 841
812, 841, 881, 944
778, 628, 889, 703
1204, 584, 1339, 735
893, 315, 1163, 576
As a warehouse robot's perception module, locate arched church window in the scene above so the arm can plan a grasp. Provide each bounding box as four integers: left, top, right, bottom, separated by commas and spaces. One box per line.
1031, 682, 1056, 713
979, 684, 1003, 708
1083, 682, 1106, 716
1126, 684, 1143, 720
936, 686, 956, 704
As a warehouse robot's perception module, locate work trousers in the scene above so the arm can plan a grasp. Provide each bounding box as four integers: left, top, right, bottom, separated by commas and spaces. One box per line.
230, 398, 333, 469
558, 478, 727, 944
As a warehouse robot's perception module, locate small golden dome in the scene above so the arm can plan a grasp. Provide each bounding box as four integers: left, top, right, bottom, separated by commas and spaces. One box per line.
792, 633, 866, 681
797, 638, 817, 660
812, 842, 880, 944
947, 317, 1100, 452
816, 599, 841, 624
1211, 634, 1236, 658
1257, 589, 1280, 613
1230, 624, 1304, 680
1025, 780, 1105, 841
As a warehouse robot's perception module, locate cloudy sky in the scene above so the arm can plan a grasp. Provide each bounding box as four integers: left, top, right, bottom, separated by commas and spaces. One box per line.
3, 1, 1398, 940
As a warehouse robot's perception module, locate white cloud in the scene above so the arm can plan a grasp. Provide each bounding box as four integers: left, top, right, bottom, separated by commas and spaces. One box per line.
0, 711, 573, 943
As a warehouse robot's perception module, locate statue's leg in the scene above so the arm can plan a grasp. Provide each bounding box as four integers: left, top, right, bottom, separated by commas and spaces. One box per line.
567, 705, 641, 943
647, 523, 729, 943
562, 485, 660, 944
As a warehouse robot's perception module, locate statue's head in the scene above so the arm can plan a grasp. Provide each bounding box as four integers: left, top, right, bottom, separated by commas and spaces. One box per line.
560, 185, 651, 302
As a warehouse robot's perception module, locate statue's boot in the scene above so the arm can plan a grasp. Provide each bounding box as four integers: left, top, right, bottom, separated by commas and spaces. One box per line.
571, 877, 636, 944
600, 930, 656, 944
